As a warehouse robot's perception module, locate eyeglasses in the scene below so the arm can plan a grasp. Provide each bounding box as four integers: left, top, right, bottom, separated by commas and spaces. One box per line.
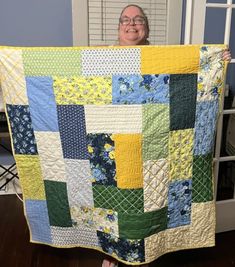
119, 16, 146, 25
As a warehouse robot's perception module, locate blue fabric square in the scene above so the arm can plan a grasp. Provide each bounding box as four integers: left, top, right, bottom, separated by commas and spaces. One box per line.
25, 200, 52, 244
194, 100, 218, 155
6, 105, 38, 155
26, 76, 58, 131
167, 180, 192, 228
112, 74, 169, 104
57, 105, 89, 159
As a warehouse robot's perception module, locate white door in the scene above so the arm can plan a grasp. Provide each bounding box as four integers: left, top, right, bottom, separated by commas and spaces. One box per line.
187, 0, 235, 232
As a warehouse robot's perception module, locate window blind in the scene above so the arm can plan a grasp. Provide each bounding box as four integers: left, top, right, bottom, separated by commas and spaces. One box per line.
88, 0, 168, 46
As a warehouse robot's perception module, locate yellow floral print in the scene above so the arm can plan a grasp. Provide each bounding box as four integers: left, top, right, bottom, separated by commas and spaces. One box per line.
53, 76, 112, 105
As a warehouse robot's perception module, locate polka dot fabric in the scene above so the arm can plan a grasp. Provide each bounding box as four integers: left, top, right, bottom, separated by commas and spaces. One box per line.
81, 48, 141, 76
0, 45, 227, 265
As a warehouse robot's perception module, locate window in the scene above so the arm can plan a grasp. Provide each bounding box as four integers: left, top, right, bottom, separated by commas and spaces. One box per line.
72, 0, 183, 46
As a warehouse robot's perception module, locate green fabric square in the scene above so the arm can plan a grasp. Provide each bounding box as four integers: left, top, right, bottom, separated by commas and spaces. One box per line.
143, 104, 169, 160
192, 153, 213, 202
93, 185, 144, 214
23, 49, 81, 76
169, 74, 197, 130
119, 207, 168, 239
44, 180, 72, 227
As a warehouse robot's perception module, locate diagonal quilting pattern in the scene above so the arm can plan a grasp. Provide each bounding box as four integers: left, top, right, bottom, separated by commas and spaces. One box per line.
0, 48, 28, 105
93, 185, 144, 214
169, 129, 194, 180
143, 159, 169, 211
192, 154, 213, 202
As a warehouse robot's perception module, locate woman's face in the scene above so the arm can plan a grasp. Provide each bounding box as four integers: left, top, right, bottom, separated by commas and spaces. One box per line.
118, 6, 149, 46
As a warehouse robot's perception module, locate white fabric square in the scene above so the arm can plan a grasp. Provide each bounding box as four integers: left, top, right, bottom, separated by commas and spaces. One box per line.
35, 132, 66, 182
51, 226, 99, 247
84, 105, 142, 133
144, 159, 169, 212
65, 159, 94, 208
0, 48, 28, 105
70, 206, 119, 237
81, 48, 141, 76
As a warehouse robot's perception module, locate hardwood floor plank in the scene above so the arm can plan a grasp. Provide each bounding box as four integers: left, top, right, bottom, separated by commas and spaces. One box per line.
0, 195, 235, 267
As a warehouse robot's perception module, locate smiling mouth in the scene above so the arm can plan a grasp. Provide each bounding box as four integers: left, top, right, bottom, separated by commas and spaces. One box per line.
126, 29, 138, 33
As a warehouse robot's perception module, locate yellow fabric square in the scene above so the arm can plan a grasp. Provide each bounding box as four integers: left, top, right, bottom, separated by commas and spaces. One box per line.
54, 76, 112, 105
15, 155, 46, 200
113, 134, 143, 189
169, 129, 194, 180
141, 45, 199, 74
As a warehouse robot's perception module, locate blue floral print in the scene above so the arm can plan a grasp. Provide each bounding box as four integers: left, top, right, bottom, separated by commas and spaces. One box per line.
6, 105, 38, 154
167, 179, 192, 228
112, 74, 169, 104
87, 134, 116, 185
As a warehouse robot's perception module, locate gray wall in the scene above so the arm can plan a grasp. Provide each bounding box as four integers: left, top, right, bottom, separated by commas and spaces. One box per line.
0, 0, 73, 46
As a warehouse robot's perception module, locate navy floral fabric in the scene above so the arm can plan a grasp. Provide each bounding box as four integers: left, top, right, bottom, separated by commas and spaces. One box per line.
6, 104, 38, 155
97, 231, 145, 263
167, 179, 192, 228
87, 134, 116, 186
112, 74, 169, 104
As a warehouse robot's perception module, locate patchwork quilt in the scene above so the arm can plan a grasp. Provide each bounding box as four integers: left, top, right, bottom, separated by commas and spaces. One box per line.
0, 45, 227, 265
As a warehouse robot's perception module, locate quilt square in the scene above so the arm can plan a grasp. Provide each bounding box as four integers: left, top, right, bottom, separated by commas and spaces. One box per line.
143, 104, 169, 160
193, 100, 218, 155
51, 226, 99, 247
167, 179, 192, 228
26, 76, 59, 131
65, 159, 94, 207
169, 74, 197, 130
70, 206, 118, 236
44, 180, 72, 227
84, 105, 142, 134
169, 129, 194, 180
197, 46, 225, 102
53, 76, 112, 105
97, 231, 145, 263
93, 185, 144, 214
15, 155, 45, 200
0, 48, 28, 105
57, 105, 89, 159
87, 134, 116, 186
118, 207, 168, 239
112, 74, 169, 104
81, 48, 141, 75
25, 200, 52, 244
192, 154, 213, 203
114, 134, 143, 189
34, 132, 66, 182
6, 104, 38, 155
23, 49, 82, 76
143, 159, 169, 212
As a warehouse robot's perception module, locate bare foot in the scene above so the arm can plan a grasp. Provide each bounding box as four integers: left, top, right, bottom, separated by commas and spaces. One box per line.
102, 258, 118, 267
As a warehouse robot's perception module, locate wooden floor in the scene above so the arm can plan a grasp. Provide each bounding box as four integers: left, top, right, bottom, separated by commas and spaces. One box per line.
1, 194, 235, 267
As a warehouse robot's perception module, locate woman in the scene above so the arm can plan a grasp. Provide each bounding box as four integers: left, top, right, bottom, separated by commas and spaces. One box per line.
102, 4, 231, 267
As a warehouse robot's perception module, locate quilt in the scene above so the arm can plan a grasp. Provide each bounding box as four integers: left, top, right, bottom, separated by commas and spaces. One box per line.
0, 45, 227, 265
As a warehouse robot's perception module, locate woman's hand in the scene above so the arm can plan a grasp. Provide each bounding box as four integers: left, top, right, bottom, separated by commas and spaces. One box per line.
223, 49, 232, 62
